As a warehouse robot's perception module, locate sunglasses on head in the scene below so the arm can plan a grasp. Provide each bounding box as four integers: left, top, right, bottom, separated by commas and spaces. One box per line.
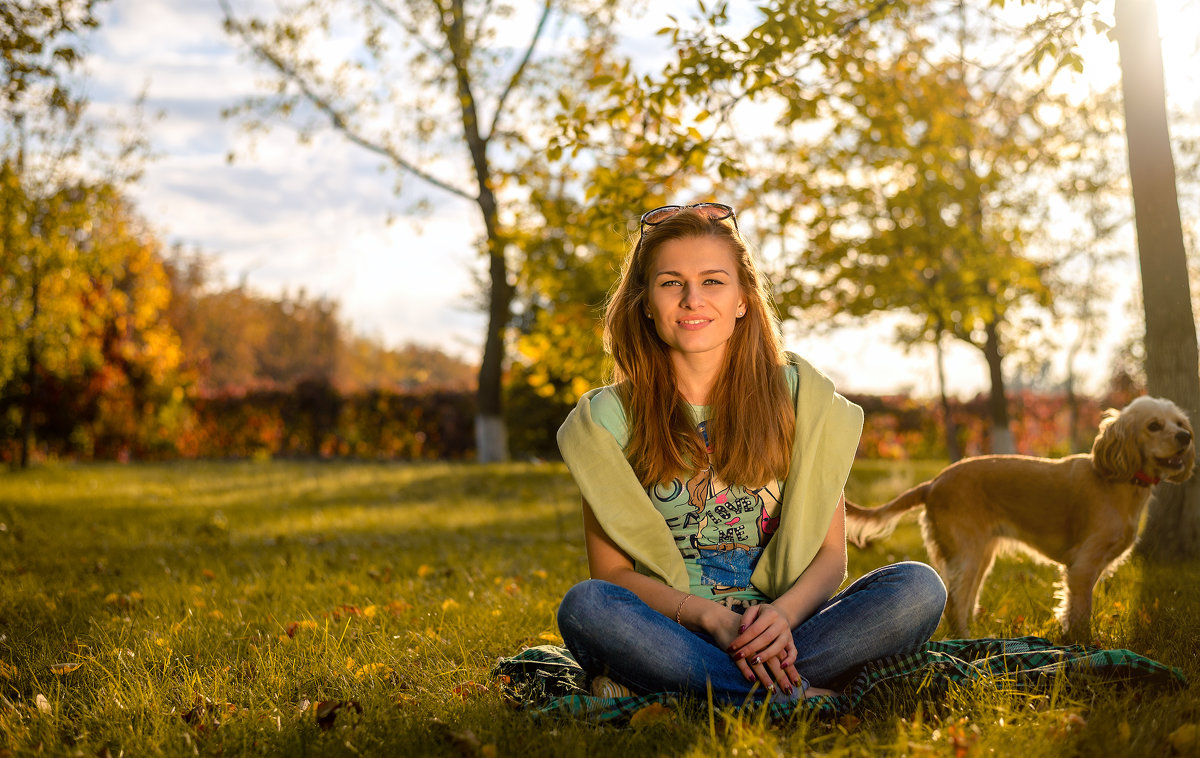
639, 202, 738, 231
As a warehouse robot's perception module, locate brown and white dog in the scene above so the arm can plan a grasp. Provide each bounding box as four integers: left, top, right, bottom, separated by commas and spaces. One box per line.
845, 396, 1194, 641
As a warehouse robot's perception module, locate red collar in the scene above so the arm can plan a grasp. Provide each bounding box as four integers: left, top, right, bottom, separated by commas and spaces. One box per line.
1132, 470, 1160, 487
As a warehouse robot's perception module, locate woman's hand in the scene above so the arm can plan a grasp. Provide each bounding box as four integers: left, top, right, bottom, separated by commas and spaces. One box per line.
713, 603, 802, 695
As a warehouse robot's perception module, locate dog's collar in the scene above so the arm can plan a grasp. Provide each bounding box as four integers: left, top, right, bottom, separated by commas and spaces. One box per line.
1132, 470, 1160, 487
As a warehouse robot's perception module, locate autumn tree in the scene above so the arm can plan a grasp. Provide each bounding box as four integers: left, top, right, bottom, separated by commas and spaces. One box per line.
594, 0, 1136, 458
0, 183, 185, 461
1, 0, 103, 466
509, 2, 883, 403
219, 0, 624, 462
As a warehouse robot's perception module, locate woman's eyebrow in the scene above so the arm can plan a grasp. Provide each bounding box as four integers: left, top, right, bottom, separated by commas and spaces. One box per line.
654, 268, 730, 278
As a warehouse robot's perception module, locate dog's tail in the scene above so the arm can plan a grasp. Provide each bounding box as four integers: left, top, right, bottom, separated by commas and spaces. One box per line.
844, 482, 931, 548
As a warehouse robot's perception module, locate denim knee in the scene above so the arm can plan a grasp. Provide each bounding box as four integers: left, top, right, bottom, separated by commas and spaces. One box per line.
557, 579, 615, 640
898, 561, 947, 630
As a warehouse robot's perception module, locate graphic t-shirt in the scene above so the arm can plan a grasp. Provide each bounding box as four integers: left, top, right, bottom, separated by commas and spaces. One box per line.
588, 369, 798, 607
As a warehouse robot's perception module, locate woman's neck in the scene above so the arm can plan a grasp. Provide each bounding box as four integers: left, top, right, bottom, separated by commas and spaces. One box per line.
670, 351, 724, 405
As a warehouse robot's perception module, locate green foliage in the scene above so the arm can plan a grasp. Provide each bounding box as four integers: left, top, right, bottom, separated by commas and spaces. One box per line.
0, 0, 102, 119
1, 460, 1197, 756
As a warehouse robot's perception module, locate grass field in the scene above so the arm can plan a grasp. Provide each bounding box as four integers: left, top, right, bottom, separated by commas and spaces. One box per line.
1, 460, 1198, 756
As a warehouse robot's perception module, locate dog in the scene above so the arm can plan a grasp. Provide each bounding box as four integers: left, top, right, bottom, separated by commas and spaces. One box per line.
845, 396, 1194, 641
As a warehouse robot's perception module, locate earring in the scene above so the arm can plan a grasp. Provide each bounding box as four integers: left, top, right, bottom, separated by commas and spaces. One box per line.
737, 308, 745, 318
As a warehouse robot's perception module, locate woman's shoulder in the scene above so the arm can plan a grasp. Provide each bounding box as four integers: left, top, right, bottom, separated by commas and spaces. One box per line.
587, 385, 630, 448
781, 358, 799, 394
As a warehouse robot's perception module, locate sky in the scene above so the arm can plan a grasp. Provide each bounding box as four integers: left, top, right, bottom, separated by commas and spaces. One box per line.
81, 0, 1199, 398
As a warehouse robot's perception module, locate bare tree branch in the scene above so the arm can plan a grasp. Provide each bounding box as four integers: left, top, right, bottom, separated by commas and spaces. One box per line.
363, 0, 449, 66
220, 0, 472, 202
485, 0, 552, 141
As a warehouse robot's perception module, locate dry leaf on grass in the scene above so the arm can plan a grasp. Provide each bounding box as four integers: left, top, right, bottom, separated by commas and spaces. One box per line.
1168, 723, 1197, 754
629, 703, 673, 726
430, 718, 497, 758
50, 662, 83, 675
314, 699, 362, 731
838, 713, 862, 733
34, 694, 51, 714
451, 681, 489, 699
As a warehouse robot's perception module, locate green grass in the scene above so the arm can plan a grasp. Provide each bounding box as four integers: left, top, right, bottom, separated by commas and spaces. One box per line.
1, 460, 1198, 756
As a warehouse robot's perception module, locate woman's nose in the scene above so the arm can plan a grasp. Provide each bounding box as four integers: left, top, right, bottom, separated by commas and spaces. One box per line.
681, 284, 704, 308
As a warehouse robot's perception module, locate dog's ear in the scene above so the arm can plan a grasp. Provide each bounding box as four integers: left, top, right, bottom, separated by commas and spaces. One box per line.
1092, 408, 1138, 481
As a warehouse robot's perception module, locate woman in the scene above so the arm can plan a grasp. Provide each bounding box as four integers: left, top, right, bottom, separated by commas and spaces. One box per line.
555, 203, 946, 704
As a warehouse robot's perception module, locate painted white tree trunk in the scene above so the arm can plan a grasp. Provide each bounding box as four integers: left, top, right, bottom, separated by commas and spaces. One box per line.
475, 414, 509, 463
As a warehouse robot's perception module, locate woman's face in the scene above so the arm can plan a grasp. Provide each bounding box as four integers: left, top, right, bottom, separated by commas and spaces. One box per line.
645, 235, 746, 366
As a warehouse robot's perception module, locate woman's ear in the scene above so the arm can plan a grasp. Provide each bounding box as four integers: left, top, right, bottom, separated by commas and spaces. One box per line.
1092, 408, 1137, 481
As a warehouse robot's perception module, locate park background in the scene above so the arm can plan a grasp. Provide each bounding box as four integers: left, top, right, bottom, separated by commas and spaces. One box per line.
3, 0, 1200, 755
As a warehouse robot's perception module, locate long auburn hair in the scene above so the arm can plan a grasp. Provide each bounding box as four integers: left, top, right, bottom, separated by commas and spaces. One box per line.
604, 209, 795, 488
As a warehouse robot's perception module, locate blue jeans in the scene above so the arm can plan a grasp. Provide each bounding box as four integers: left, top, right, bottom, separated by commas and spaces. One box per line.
556, 561, 946, 705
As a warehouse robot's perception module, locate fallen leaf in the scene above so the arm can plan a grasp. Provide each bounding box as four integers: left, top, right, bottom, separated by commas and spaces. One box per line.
417, 564, 434, 578
537, 632, 562, 644
0, 661, 16, 680
629, 702, 673, 726
315, 700, 362, 731
386, 600, 413, 615
355, 663, 395, 680
50, 662, 82, 675
838, 713, 862, 733
34, 694, 51, 714
443, 727, 484, 757
1168, 723, 1197, 754
452, 681, 489, 699
442, 598, 460, 612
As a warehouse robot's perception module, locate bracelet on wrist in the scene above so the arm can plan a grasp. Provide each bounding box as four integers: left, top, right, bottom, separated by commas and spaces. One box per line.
674, 593, 694, 625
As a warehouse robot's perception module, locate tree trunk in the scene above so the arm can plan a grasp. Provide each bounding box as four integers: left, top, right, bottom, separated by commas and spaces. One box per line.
475, 222, 512, 463
982, 319, 1014, 454
1115, 0, 1200, 559
447, 0, 511, 462
935, 330, 963, 462
19, 274, 40, 469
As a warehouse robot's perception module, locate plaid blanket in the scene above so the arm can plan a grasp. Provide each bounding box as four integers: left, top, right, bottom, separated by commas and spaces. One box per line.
490, 637, 1187, 723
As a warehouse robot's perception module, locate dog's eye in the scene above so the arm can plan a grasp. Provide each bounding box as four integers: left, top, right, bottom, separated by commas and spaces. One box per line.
1148, 421, 1164, 432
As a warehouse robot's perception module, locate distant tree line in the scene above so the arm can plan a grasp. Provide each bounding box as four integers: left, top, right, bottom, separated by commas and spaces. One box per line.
0, 197, 479, 464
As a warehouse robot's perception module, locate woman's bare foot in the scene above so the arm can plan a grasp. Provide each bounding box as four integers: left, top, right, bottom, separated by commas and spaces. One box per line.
803, 685, 838, 698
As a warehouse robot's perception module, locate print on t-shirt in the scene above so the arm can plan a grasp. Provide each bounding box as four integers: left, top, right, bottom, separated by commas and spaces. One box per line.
648, 420, 782, 606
